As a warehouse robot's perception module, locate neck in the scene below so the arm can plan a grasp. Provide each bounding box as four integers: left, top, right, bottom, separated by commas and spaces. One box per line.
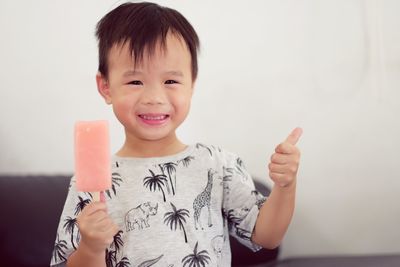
116, 131, 187, 158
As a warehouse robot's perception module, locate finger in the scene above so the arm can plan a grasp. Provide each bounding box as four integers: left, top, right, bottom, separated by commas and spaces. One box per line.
81, 202, 108, 216
284, 127, 303, 145
88, 210, 111, 224
270, 153, 291, 164
95, 217, 116, 232
275, 142, 296, 154
78, 204, 108, 226
268, 163, 287, 174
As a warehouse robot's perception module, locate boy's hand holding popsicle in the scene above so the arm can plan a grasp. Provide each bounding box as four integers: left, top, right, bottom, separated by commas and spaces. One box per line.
70, 121, 119, 264
76, 202, 119, 254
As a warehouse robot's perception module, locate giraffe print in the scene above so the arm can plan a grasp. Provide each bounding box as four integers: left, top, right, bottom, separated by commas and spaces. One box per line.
193, 169, 217, 230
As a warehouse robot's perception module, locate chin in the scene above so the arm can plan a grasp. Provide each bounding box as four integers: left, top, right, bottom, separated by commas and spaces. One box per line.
139, 131, 175, 142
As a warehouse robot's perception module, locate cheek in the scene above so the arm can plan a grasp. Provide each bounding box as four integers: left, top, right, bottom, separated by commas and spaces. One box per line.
171, 90, 192, 111
174, 97, 191, 119
112, 96, 137, 120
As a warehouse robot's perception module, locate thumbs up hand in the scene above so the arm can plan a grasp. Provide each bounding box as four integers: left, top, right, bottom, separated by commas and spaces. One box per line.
268, 127, 303, 187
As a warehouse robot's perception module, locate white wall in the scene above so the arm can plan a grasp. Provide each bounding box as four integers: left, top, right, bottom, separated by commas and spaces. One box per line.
1, 0, 399, 259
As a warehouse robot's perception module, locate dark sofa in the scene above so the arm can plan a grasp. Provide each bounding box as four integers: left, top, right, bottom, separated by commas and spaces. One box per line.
0, 175, 278, 267
1, 175, 399, 267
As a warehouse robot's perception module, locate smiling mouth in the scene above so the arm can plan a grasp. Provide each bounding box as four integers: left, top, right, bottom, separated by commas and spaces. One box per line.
138, 114, 169, 121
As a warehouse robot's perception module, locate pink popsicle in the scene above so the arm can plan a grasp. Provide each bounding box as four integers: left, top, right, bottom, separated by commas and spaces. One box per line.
74, 120, 111, 201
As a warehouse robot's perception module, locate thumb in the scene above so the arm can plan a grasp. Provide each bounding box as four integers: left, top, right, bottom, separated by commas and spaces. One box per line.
284, 127, 303, 145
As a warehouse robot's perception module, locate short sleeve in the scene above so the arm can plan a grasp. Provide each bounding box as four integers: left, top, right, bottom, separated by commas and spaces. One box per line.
221, 152, 267, 251
50, 176, 90, 266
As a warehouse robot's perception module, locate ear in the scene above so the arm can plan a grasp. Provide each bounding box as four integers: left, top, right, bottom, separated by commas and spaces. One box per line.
96, 72, 112, 104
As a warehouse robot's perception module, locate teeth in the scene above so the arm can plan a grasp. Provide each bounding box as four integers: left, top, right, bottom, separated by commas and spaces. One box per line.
140, 115, 167, 120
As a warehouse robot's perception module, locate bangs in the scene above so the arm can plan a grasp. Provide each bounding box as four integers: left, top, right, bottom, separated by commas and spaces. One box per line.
96, 2, 200, 79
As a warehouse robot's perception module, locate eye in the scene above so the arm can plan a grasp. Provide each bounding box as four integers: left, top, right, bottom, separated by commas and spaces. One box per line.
165, 80, 178, 85
128, 80, 143, 85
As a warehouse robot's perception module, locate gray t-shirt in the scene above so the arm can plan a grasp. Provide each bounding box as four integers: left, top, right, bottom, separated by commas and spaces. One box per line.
50, 143, 266, 266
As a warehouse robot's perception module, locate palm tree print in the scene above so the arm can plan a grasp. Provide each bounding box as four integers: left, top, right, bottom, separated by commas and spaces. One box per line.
182, 241, 211, 267
223, 208, 252, 240
107, 252, 132, 267
143, 169, 168, 202
111, 230, 124, 252
178, 155, 195, 167
84, 192, 93, 199
138, 254, 163, 267
63, 216, 78, 250
196, 143, 212, 156
74, 196, 90, 215
221, 166, 234, 196
116, 257, 131, 267
251, 190, 267, 209
162, 162, 177, 194
236, 157, 244, 167
157, 164, 171, 195
234, 157, 248, 180
222, 207, 242, 229
226, 208, 245, 225
106, 172, 123, 199
105, 249, 116, 267
222, 166, 234, 179
53, 234, 67, 262
164, 202, 190, 243
106, 231, 130, 267
235, 227, 252, 240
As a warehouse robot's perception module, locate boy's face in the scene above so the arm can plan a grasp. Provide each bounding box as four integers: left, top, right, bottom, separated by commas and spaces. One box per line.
97, 33, 194, 144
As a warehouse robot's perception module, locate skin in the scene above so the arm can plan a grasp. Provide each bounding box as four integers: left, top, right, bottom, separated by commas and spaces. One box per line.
67, 202, 119, 267
97, 33, 194, 158
251, 127, 302, 249
68, 33, 195, 267
67, 32, 302, 266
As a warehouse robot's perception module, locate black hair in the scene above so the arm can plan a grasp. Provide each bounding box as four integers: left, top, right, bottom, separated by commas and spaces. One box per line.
95, 2, 200, 80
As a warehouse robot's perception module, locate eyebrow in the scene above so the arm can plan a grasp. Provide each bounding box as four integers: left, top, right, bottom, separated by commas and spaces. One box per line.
122, 70, 184, 77
165, 71, 184, 77
123, 70, 142, 77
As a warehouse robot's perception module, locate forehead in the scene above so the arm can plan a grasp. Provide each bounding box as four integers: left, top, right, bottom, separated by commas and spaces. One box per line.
108, 33, 191, 72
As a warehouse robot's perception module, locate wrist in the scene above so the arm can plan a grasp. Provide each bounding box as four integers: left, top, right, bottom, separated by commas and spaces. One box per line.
67, 240, 106, 267
78, 239, 106, 258
273, 179, 296, 193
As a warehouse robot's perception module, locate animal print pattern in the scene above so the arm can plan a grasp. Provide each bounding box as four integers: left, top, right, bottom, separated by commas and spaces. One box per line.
125, 202, 158, 232
50, 144, 264, 267
193, 169, 217, 230
211, 235, 225, 266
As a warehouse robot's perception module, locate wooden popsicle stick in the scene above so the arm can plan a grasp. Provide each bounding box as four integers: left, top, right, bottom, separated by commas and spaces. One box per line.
91, 191, 100, 202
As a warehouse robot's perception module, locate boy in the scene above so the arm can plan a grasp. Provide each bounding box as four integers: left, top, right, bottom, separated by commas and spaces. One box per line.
51, 2, 302, 267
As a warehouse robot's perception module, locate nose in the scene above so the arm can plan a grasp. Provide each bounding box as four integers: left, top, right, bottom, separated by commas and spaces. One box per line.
140, 85, 166, 105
